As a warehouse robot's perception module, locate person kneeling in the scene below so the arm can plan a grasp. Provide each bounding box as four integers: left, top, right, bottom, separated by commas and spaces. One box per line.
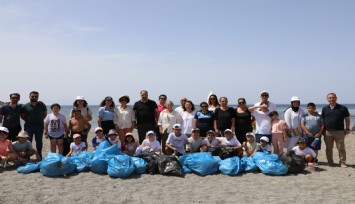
200, 130, 222, 156
219, 129, 243, 159
186, 128, 203, 153
12, 131, 41, 163
292, 137, 316, 165
165, 124, 188, 156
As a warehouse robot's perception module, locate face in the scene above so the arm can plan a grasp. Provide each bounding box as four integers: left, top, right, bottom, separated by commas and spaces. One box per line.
10, 95, 20, 104
29, 93, 39, 102
126, 136, 133, 142
159, 96, 167, 104
246, 135, 254, 142
109, 134, 117, 140
207, 134, 215, 141
180, 98, 187, 106
238, 100, 246, 107
52, 106, 60, 113
17, 137, 27, 143
174, 128, 181, 135
298, 142, 306, 150
261, 104, 269, 112
166, 102, 173, 111
141, 91, 148, 100
200, 103, 208, 111
76, 100, 84, 106
271, 113, 279, 120
327, 93, 337, 105
307, 106, 316, 114
220, 97, 228, 106
224, 132, 233, 140
73, 111, 81, 117
148, 134, 155, 141
261, 93, 269, 102
192, 131, 200, 138
120, 97, 127, 104
292, 101, 300, 107
209, 96, 217, 104
74, 137, 81, 143
105, 100, 113, 106
184, 102, 192, 110
96, 131, 104, 138
0, 132, 7, 141
260, 140, 267, 147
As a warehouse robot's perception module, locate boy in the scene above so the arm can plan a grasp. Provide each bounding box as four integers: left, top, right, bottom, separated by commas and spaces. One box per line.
92, 127, 106, 150
292, 137, 316, 165
242, 132, 257, 157
252, 136, 272, 156
219, 129, 243, 158
200, 130, 222, 155
186, 128, 203, 153
68, 108, 91, 147
165, 124, 188, 156
12, 131, 41, 163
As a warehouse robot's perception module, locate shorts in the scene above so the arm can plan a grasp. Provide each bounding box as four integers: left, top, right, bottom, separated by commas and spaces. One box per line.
48, 134, 64, 140
304, 134, 321, 150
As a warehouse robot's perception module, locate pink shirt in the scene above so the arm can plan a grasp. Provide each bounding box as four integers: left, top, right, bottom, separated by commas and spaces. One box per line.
0, 139, 10, 155
272, 119, 286, 134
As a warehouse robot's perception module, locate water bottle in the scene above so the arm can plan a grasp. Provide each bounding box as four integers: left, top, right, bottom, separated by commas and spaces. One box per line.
311, 138, 320, 148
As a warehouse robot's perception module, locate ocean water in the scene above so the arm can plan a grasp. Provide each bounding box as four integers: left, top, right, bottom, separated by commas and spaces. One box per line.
53, 104, 355, 130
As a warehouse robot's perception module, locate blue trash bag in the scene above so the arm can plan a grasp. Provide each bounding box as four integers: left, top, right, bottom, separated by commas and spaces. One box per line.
107, 155, 135, 178
90, 153, 109, 174
252, 152, 279, 162
241, 156, 259, 172
17, 162, 41, 174
219, 156, 244, 176
72, 151, 93, 172
95, 142, 121, 156
256, 159, 288, 176
131, 157, 147, 174
183, 152, 220, 176
179, 155, 192, 174
40, 153, 76, 177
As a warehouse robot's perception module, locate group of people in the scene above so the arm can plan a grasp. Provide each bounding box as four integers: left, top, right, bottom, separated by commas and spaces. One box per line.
0, 90, 351, 168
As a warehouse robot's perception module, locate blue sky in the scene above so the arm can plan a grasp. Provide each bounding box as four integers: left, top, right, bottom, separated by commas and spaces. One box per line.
1, 0, 354, 105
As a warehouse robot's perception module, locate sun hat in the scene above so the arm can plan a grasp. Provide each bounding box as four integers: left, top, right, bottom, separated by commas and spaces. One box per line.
173, 124, 181, 129
95, 127, 103, 133
76, 95, 85, 101
73, 134, 81, 139
260, 136, 269, 143
107, 129, 118, 135
224, 129, 233, 134
146, 130, 155, 136
17, 131, 29, 138
119, 95, 130, 103
0, 127, 9, 134
291, 96, 300, 102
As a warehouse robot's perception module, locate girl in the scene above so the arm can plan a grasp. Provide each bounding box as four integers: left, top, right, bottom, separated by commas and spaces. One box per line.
92, 127, 106, 150
122, 133, 139, 156
136, 131, 161, 155
0, 127, 17, 167
107, 129, 121, 149
269, 111, 287, 155
67, 134, 86, 157
242, 132, 257, 157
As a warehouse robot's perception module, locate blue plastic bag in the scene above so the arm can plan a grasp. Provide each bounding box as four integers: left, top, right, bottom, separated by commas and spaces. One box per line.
219, 157, 244, 176
241, 156, 259, 172
40, 153, 76, 177
72, 151, 93, 172
90, 154, 109, 174
95, 142, 121, 156
107, 155, 135, 178
252, 152, 279, 162
183, 153, 219, 176
179, 155, 192, 174
17, 162, 41, 174
256, 159, 288, 176
131, 157, 147, 174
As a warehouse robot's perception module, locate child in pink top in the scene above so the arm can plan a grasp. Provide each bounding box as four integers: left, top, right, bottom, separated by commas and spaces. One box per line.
269, 111, 287, 155
122, 133, 139, 156
0, 127, 17, 167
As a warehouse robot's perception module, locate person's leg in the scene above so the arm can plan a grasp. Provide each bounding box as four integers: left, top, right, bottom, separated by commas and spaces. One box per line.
57, 139, 64, 155
117, 128, 125, 145
255, 134, 262, 143
333, 130, 346, 165
272, 133, 279, 154
137, 125, 146, 144
25, 124, 35, 143
35, 126, 44, 158
50, 139, 57, 153
324, 131, 335, 165
304, 154, 313, 164
161, 131, 169, 154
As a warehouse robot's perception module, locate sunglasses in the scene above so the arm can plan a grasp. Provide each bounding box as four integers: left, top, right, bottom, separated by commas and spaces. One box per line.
11, 97, 19, 99
31, 96, 39, 98
160, 98, 166, 100
238, 102, 246, 104
201, 105, 208, 108
261, 95, 269, 97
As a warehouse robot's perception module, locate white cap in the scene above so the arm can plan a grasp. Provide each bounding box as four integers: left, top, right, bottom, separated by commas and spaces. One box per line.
73, 134, 81, 139
260, 136, 269, 143
146, 130, 155, 136
246, 132, 254, 138
224, 129, 233, 134
95, 127, 103, 133
173, 123, 181, 129
0, 126, 9, 134
290, 96, 300, 102
76, 95, 85, 100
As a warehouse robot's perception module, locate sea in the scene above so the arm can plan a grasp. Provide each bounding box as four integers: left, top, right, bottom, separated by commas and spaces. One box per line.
52, 104, 355, 130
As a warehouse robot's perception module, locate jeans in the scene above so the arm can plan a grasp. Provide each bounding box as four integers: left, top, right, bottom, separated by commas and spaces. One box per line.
25, 123, 44, 158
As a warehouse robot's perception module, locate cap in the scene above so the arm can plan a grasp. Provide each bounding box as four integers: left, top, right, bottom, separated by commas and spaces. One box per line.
260, 136, 269, 143
224, 129, 233, 134
245, 132, 255, 138
206, 130, 215, 135
260, 91, 269, 95
0, 126, 9, 134
95, 127, 103, 133
291, 96, 300, 102
191, 128, 200, 133
297, 137, 307, 144
105, 96, 113, 101
76, 95, 85, 101
17, 131, 29, 138
173, 124, 181, 129
73, 134, 81, 139
125, 132, 133, 137
107, 129, 117, 135
119, 95, 130, 103
146, 130, 155, 136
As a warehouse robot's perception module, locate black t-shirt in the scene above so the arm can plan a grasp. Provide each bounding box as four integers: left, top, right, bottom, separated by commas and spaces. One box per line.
133, 99, 158, 124
321, 104, 350, 131
0, 103, 22, 127
214, 107, 236, 130
235, 109, 253, 133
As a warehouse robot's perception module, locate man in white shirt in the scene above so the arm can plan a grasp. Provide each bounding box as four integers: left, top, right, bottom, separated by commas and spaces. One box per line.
254, 91, 277, 112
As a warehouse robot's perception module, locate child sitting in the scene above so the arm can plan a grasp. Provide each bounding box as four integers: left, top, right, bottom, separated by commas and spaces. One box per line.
67, 134, 86, 157
292, 137, 316, 165
242, 132, 257, 157
186, 128, 203, 153
252, 136, 272, 157
200, 130, 222, 155
165, 124, 189, 156
0, 127, 17, 167
219, 129, 243, 158
136, 131, 161, 155
12, 131, 41, 163
122, 132, 139, 156
107, 129, 121, 149
92, 127, 106, 150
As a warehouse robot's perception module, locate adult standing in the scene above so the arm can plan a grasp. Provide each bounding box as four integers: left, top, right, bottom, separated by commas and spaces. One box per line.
158, 101, 180, 153
133, 90, 159, 144
0, 93, 22, 142
214, 97, 235, 136
156, 94, 167, 142
21, 91, 47, 158
208, 94, 220, 112
321, 93, 350, 167
115, 95, 136, 144
284, 96, 304, 151
175, 97, 187, 115
254, 91, 277, 112
249, 102, 272, 143
180, 100, 196, 138
97, 96, 117, 135
235, 98, 254, 144
194, 102, 214, 137
69, 96, 93, 121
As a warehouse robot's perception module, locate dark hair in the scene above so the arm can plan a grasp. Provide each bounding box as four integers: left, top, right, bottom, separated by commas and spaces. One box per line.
307, 102, 316, 108
50, 103, 61, 110
237, 98, 246, 107
71, 108, 81, 114
73, 100, 88, 107
10, 93, 20, 98
208, 94, 220, 106
199, 102, 208, 111
125, 134, 135, 143
159, 94, 167, 99
269, 111, 279, 117
260, 101, 268, 106
183, 100, 195, 112
29, 91, 39, 95
100, 99, 115, 107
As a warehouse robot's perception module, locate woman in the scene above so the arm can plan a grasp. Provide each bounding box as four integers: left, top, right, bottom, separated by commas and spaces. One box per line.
208, 94, 220, 112
235, 98, 254, 143
98, 96, 117, 135
180, 100, 196, 137
214, 97, 236, 136
194, 102, 214, 137
284, 96, 304, 151
69, 95, 93, 121
158, 101, 180, 153
115, 95, 136, 144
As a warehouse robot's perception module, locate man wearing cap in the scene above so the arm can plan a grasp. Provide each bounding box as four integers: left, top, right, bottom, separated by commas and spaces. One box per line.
115, 95, 136, 144
133, 90, 159, 144
254, 91, 277, 112
284, 96, 304, 151
0, 93, 22, 142
165, 124, 188, 156
321, 93, 350, 167
21, 91, 47, 158
12, 131, 41, 162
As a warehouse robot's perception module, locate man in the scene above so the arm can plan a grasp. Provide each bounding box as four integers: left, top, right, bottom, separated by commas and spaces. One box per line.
175, 97, 187, 115
21, 91, 47, 158
321, 93, 350, 168
254, 91, 277, 112
133, 90, 159, 143
156, 94, 167, 142
0, 93, 22, 142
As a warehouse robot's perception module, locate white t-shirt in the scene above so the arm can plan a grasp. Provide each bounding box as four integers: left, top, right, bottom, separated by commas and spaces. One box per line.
254, 101, 277, 112
292, 146, 316, 158
115, 105, 136, 129
166, 133, 188, 154
140, 139, 161, 151
219, 137, 241, 147
70, 142, 86, 153
108, 138, 121, 149
180, 111, 196, 135
186, 137, 203, 152
284, 108, 305, 136
256, 143, 272, 152
201, 138, 220, 152
252, 110, 271, 135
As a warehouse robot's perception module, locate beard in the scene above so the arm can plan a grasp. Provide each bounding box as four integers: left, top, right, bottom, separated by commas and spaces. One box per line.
30, 99, 38, 102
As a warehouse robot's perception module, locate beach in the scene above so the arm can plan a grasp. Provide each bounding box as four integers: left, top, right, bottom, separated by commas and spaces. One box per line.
1, 131, 355, 204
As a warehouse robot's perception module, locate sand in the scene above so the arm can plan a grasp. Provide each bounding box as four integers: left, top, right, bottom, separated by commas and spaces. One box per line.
1, 131, 355, 204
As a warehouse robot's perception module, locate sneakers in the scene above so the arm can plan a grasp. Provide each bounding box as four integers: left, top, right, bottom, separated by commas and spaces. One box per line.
340, 162, 348, 168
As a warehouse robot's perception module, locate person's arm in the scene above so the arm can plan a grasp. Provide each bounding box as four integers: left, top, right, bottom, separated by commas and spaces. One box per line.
301, 119, 312, 137
85, 120, 91, 134
7, 143, 16, 154
44, 123, 49, 139
63, 120, 69, 138
231, 118, 235, 132
193, 119, 197, 129
165, 142, 176, 151
214, 120, 219, 134
86, 109, 93, 121
31, 148, 41, 160
67, 148, 73, 157
0, 114, 3, 124
345, 116, 350, 135
97, 116, 102, 127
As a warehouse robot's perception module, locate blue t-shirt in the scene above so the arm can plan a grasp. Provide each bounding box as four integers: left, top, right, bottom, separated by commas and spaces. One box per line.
194, 111, 214, 131
98, 107, 115, 121
301, 112, 323, 135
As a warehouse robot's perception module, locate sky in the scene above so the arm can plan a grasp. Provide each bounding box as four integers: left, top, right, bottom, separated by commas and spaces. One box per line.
0, 0, 354, 105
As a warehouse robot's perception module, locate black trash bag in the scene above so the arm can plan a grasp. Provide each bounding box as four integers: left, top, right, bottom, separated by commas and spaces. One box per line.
156, 155, 183, 177
218, 148, 237, 160
138, 151, 160, 175
280, 150, 305, 174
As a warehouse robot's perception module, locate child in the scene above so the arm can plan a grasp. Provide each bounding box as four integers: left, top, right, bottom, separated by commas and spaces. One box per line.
136, 130, 161, 155
252, 136, 272, 157
165, 124, 189, 156
107, 129, 121, 149
269, 111, 287, 155
186, 128, 203, 153
92, 127, 106, 150
0, 127, 17, 167
242, 132, 257, 157
68, 108, 91, 148
301, 103, 324, 160
12, 131, 41, 163
67, 134, 86, 157
122, 132, 139, 156
292, 137, 316, 165
200, 130, 222, 155
219, 129, 243, 158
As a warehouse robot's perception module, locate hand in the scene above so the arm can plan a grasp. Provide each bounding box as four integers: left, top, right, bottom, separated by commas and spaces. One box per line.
345, 129, 350, 135
306, 132, 313, 137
